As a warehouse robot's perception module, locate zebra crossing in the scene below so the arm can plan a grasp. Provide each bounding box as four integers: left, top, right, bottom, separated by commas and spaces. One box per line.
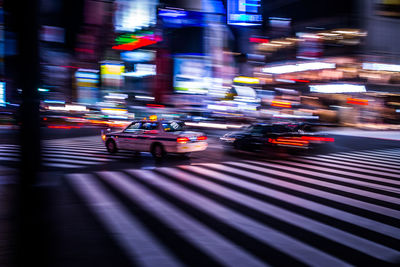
66, 147, 400, 267
0, 136, 134, 169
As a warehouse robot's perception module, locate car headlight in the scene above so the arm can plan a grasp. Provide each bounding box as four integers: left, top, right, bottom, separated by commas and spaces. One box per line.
220, 136, 236, 142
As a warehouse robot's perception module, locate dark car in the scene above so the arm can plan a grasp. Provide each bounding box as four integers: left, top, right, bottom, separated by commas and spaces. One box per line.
220, 122, 334, 155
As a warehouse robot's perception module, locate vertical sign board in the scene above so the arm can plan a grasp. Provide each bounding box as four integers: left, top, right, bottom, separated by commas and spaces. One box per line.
76, 70, 99, 105
0, 82, 5, 106
228, 0, 262, 26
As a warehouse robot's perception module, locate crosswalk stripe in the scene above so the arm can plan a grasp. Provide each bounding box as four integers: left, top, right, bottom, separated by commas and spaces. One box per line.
0, 144, 19, 148
299, 156, 400, 176
44, 157, 100, 165
349, 151, 400, 161
43, 146, 133, 155
267, 160, 400, 193
0, 152, 19, 157
127, 168, 348, 267
43, 145, 108, 152
41, 153, 112, 162
243, 160, 400, 205
97, 170, 268, 267
0, 146, 20, 151
293, 157, 400, 180
308, 154, 400, 170
181, 164, 400, 240
41, 148, 130, 159
66, 173, 182, 267
43, 162, 83, 168
0, 156, 19, 161
365, 149, 400, 156
159, 166, 400, 263
324, 153, 400, 168
218, 162, 400, 219
333, 152, 400, 163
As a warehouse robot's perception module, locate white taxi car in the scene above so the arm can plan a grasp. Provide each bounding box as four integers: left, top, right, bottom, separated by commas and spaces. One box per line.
101, 120, 208, 159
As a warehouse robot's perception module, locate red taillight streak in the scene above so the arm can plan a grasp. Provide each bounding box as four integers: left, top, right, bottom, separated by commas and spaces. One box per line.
347, 100, 368, 106
300, 136, 334, 142
177, 137, 190, 144
269, 138, 309, 146
197, 136, 207, 141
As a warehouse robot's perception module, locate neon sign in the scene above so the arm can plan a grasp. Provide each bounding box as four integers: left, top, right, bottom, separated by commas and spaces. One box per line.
112, 32, 162, 51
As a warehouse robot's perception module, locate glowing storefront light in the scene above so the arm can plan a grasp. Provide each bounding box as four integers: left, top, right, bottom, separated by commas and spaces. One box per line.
122, 64, 156, 77
262, 62, 336, 74
233, 76, 260, 84
310, 84, 366, 94
362, 63, 400, 72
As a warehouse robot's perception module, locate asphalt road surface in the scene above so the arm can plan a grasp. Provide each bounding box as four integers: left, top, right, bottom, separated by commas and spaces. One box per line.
1, 128, 400, 267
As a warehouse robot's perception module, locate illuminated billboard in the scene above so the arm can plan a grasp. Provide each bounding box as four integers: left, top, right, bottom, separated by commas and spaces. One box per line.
114, 0, 158, 32
158, 8, 204, 28
100, 62, 125, 88
173, 56, 211, 95
112, 31, 161, 51
228, 0, 262, 26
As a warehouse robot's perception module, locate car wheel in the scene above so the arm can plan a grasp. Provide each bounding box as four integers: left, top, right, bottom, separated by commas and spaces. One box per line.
106, 140, 117, 153
151, 144, 165, 159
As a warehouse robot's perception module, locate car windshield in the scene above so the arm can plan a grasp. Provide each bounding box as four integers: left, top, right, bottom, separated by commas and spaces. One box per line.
162, 121, 185, 132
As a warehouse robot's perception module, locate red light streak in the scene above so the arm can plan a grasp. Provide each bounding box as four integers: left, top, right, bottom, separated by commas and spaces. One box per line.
271, 100, 291, 108
347, 98, 368, 105
249, 37, 269, 43
112, 35, 162, 51
269, 137, 309, 146
146, 104, 165, 108
197, 136, 207, 141
300, 136, 334, 142
291, 79, 310, 83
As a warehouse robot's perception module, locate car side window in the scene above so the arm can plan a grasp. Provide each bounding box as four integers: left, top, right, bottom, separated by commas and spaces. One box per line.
250, 125, 268, 136
140, 122, 158, 130
124, 122, 142, 133
271, 125, 289, 133
162, 121, 184, 132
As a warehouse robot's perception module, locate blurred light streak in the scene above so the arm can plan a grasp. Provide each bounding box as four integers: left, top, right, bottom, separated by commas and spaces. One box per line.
262, 62, 335, 74
310, 84, 366, 94
249, 37, 269, 43
271, 100, 291, 108
362, 63, 400, 72
233, 76, 260, 84
135, 95, 154, 100
347, 98, 369, 105
146, 104, 165, 108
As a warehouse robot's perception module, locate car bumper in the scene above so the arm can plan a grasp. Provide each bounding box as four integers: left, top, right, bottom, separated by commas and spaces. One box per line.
168, 142, 208, 153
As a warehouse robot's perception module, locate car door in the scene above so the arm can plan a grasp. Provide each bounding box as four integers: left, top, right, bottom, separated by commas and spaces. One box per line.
120, 121, 142, 150
247, 125, 270, 152
135, 122, 159, 151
